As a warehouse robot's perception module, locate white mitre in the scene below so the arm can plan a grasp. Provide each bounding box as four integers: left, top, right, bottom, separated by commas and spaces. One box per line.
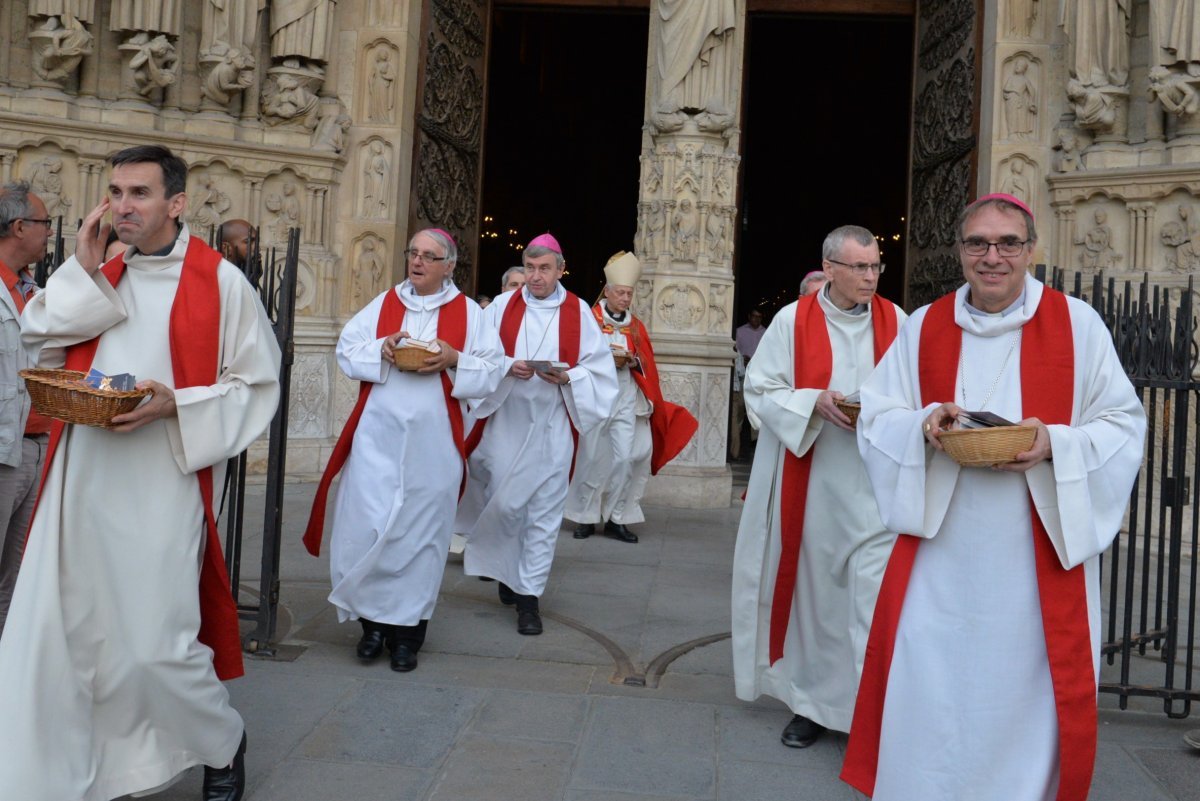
603, 251, 641, 288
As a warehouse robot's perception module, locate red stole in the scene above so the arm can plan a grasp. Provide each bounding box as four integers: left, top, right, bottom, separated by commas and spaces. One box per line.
841, 288, 1095, 801
767, 293, 898, 664
464, 288, 582, 464
34, 237, 244, 680
302, 290, 469, 556
591, 303, 697, 474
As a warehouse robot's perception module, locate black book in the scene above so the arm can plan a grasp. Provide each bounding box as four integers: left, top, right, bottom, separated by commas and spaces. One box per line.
956, 411, 1016, 429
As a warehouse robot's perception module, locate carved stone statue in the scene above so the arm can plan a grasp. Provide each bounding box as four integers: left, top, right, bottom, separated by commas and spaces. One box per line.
270, 0, 338, 65
653, 0, 737, 132
1161, 204, 1200, 271
353, 237, 386, 307
126, 34, 178, 97
1053, 128, 1085, 172
1148, 65, 1200, 116
1058, 0, 1131, 88
361, 141, 389, 218
29, 1, 95, 27
188, 174, 233, 233
999, 158, 1032, 205
1002, 56, 1038, 140
1066, 78, 1117, 128
707, 283, 729, 333
29, 11, 93, 83
672, 198, 698, 260
312, 101, 351, 152
26, 156, 71, 218
1159, 0, 1200, 75
1006, 0, 1038, 38
201, 0, 261, 55
1076, 209, 1121, 269
265, 181, 303, 243
200, 43, 256, 106
705, 205, 728, 259
261, 74, 320, 128
366, 47, 397, 123
646, 200, 666, 255
109, 1, 181, 37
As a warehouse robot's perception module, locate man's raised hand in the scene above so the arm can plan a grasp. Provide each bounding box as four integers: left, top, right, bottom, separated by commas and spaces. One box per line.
76, 198, 112, 274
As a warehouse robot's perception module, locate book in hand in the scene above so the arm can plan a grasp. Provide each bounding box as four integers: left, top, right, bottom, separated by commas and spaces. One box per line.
956, 410, 1017, 429
526, 360, 568, 373
400, 337, 439, 352
841, 391, 861, 404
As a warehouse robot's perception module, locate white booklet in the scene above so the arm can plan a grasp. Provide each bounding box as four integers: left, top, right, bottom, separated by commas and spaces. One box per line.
526, 360, 568, 372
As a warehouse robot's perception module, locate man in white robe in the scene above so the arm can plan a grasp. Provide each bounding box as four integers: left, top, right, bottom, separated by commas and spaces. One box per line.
0, 145, 280, 801
455, 233, 618, 635
302, 228, 503, 672
732, 225, 905, 750
842, 194, 1145, 801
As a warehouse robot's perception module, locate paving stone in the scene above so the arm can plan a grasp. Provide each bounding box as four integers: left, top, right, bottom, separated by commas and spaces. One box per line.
248, 759, 432, 801
470, 690, 590, 743
425, 734, 574, 801
1130, 746, 1200, 800
1087, 742, 1178, 801
717, 758, 861, 801
717, 705, 845, 770
566, 792, 694, 801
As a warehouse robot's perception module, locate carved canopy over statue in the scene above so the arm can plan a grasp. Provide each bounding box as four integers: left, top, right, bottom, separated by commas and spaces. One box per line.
109, 0, 182, 37
653, 0, 737, 131
270, 0, 338, 64
1058, 0, 1131, 88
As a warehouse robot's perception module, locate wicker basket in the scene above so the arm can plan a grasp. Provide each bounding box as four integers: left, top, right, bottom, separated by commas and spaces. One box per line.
20, 368, 149, 427
612, 351, 633, 369
834, 400, 861, 426
393, 345, 436, 372
939, 425, 1037, 467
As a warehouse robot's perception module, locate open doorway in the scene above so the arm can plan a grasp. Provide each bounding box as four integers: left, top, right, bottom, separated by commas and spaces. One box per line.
479, 6, 650, 301
737, 13, 913, 326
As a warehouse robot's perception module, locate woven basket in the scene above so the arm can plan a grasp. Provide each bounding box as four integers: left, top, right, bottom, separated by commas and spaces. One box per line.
612, 351, 633, 369
20, 368, 149, 427
394, 345, 435, 372
834, 401, 861, 426
939, 425, 1037, 467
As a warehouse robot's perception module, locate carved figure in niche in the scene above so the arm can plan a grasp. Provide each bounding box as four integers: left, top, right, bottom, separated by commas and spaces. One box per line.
129, 34, 178, 97
270, 0, 338, 65
26, 156, 71, 218
1160, 0, 1200, 76
312, 102, 351, 152
280, 181, 302, 232
673, 199, 698, 260
1148, 66, 1200, 117
1160, 204, 1200, 272
1006, 0, 1038, 37
29, 11, 93, 83
646, 200, 666, 255
644, 158, 664, 194
658, 283, 705, 330
200, 43, 256, 105
366, 47, 396, 122
201, 0, 259, 56
353, 237, 386, 307
188, 174, 232, 234
29, 1, 95, 28
1002, 56, 1038, 140
361, 141, 390, 218
707, 283, 729, 333
998, 159, 1031, 205
1058, 0, 1131, 88
705, 206, 728, 259
1066, 78, 1116, 128
261, 74, 320, 128
1053, 128, 1085, 172
653, 0, 737, 132
264, 182, 302, 243
1075, 209, 1121, 269
109, 1, 180, 37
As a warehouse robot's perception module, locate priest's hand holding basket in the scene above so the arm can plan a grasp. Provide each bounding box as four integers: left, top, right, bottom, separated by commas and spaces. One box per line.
921, 402, 1052, 470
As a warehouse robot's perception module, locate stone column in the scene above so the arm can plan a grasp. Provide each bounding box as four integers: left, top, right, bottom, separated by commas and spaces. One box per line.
1053, 205, 1076, 271
636, 0, 744, 508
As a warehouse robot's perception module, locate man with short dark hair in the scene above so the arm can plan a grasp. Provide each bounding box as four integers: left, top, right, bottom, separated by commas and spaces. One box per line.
0, 180, 51, 638
842, 194, 1145, 801
0, 144, 281, 801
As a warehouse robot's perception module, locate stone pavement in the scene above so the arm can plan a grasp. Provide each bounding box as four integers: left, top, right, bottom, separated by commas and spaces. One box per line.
135, 479, 1198, 801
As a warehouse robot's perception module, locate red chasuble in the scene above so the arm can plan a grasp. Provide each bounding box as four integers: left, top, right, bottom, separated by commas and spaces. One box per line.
33, 237, 245, 680
303, 290, 469, 556
767, 293, 899, 665
464, 288, 582, 462
591, 304, 698, 474
841, 288, 1095, 801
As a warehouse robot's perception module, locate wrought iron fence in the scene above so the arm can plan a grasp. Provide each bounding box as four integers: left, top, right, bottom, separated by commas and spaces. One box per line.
1037, 265, 1199, 717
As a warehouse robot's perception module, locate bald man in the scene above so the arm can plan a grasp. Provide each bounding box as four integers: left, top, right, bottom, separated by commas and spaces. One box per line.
219, 218, 253, 269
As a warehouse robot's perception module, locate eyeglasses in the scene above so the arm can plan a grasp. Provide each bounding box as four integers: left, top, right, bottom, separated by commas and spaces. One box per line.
826, 258, 885, 275
960, 238, 1030, 257
403, 249, 448, 265
20, 218, 53, 228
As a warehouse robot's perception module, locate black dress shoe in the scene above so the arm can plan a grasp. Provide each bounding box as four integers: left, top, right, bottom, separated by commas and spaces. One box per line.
478, 576, 495, 582
389, 643, 418, 672
497, 582, 517, 605
780, 714, 825, 748
202, 731, 246, 801
515, 595, 543, 635
573, 522, 595, 539
603, 521, 639, 543
356, 627, 386, 662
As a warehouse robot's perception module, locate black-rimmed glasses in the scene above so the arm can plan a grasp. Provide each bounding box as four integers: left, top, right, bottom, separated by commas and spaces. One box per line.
826, 258, 885, 275
20, 218, 53, 228
960, 238, 1030, 257
403, 248, 447, 265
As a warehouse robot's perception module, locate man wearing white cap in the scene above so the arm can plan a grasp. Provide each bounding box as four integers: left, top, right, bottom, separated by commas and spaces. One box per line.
565, 251, 697, 543
456, 233, 618, 635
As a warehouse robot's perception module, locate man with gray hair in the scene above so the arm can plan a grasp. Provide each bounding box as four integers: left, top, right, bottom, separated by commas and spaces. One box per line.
500, 265, 525, 294
0, 181, 51, 639
732, 224, 906, 749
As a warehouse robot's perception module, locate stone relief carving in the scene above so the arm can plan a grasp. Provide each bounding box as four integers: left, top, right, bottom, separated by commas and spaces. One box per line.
657, 283, 705, 331
109, 1, 181, 37
200, 44, 256, 107
1067, 78, 1118, 130
366, 45, 397, 123
1148, 66, 1200, 117
634, 279, 653, 322
998, 155, 1034, 207
188, 173, 233, 233
25, 155, 72, 218
1160, 204, 1200, 272
264, 180, 303, 244
1053, 128, 1086, 172
701, 373, 727, 464
1157, 0, 1200, 74
707, 283, 729, 334
28, 11, 93, 85
367, 0, 402, 27
652, 0, 737, 133
360, 140, 391, 218
312, 100, 351, 153
704, 205, 730, 260
352, 235, 387, 309
29, 0, 95, 24
1075, 208, 1123, 269
125, 34, 178, 98
200, 0, 259, 55
1058, 1, 1130, 89
261, 73, 320, 128
1001, 55, 1038, 141
288, 350, 329, 438
658, 369, 701, 462
270, 0, 337, 66
672, 199, 699, 261
1006, 0, 1038, 38
645, 200, 666, 256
